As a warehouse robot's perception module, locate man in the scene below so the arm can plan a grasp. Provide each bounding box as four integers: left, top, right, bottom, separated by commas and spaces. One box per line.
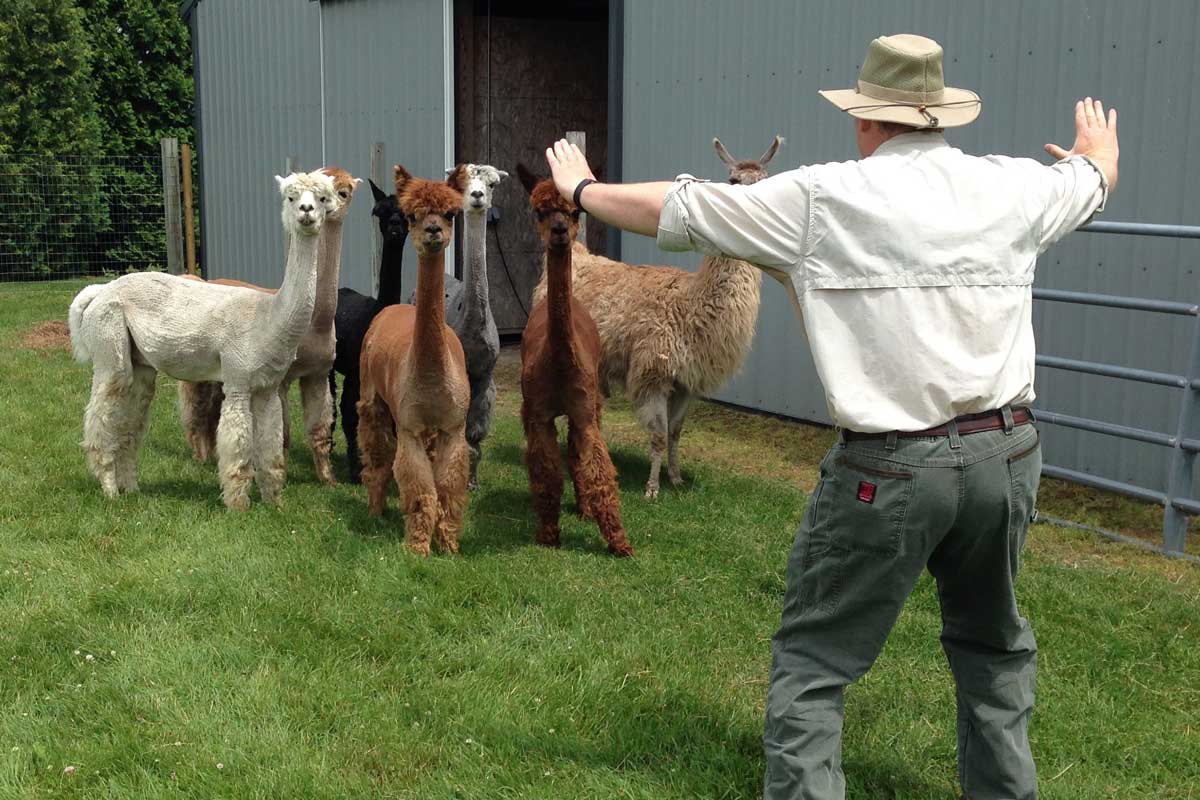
545, 34, 1118, 800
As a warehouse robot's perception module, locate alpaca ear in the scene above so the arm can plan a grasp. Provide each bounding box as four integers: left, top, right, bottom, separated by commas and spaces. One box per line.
516, 162, 540, 195
275, 175, 287, 191
496, 170, 509, 181
445, 163, 468, 193
759, 136, 785, 166
713, 138, 737, 167
368, 178, 387, 204
393, 164, 412, 195
353, 178, 363, 188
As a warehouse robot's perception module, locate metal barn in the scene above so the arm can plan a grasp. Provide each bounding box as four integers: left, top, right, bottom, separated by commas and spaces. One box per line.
182, 0, 1200, 543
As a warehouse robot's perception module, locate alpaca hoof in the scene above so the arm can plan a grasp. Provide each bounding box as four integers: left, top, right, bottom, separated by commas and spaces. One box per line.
406, 541, 432, 558
225, 496, 251, 512
535, 528, 561, 549
669, 472, 684, 488
644, 485, 660, 500
318, 474, 338, 488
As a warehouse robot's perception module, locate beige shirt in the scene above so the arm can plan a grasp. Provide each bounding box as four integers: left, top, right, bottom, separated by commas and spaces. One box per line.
657, 132, 1108, 432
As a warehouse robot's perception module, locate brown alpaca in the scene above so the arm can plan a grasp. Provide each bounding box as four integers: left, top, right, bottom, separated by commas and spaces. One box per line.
177, 166, 361, 482
356, 165, 471, 556
532, 137, 782, 498
518, 166, 633, 557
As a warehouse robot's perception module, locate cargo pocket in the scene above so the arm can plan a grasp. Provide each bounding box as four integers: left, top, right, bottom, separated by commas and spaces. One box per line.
1006, 431, 1041, 571
829, 454, 915, 556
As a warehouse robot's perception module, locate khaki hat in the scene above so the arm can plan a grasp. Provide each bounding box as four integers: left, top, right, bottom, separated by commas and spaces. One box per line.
819, 34, 981, 128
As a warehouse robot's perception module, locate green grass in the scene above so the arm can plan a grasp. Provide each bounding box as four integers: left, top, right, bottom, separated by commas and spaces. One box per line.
1, 280, 1197, 799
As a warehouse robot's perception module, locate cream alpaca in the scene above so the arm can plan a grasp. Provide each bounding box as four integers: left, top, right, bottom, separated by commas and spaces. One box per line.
177, 167, 362, 486
68, 170, 338, 509
533, 136, 782, 498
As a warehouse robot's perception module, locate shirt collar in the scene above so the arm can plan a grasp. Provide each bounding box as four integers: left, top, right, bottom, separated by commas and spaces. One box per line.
871, 131, 949, 157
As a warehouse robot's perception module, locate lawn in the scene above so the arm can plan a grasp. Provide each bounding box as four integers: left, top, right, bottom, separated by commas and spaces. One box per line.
1, 280, 1197, 799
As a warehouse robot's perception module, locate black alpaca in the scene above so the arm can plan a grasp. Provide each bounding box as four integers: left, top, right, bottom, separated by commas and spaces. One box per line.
329, 178, 408, 482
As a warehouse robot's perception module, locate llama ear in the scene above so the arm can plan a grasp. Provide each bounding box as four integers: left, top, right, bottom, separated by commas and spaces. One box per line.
393, 164, 412, 195
368, 178, 387, 204
713, 138, 737, 167
445, 163, 468, 193
759, 135, 785, 166
516, 162, 540, 195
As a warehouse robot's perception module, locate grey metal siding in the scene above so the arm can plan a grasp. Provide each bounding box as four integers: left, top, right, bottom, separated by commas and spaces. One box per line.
620, 0, 1200, 495
194, 0, 449, 295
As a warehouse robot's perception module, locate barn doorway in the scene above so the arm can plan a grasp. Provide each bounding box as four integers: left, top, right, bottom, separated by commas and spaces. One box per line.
454, 0, 611, 335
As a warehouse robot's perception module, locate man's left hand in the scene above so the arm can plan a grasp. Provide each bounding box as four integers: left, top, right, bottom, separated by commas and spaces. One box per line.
546, 139, 596, 203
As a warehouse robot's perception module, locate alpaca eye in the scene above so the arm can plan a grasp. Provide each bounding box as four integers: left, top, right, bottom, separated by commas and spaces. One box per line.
443, 211, 456, 221
288, 197, 295, 203
729, 178, 741, 185
407, 214, 417, 223
338, 191, 348, 198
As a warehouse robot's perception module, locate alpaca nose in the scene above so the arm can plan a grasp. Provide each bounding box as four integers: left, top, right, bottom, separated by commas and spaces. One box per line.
471, 190, 484, 200
550, 222, 568, 235
299, 202, 314, 213
425, 224, 441, 235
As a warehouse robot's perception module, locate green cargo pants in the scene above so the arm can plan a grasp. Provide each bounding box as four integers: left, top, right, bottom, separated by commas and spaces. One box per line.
764, 419, 1041, 800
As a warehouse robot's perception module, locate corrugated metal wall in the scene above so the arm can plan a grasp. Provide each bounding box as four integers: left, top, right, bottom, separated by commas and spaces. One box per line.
620, 0, 1200, 496
194, 0, 449, 296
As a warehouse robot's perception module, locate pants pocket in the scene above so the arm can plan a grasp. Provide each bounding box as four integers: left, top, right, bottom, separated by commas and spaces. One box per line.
1005, 431, 1041, 572
830, 454, 915, 556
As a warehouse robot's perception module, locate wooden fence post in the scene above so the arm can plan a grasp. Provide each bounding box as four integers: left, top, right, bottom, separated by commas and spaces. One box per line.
371, 141, 385, 295
566, 131, 586, 244
180, 142, 197, 275
160, 138, 183, 275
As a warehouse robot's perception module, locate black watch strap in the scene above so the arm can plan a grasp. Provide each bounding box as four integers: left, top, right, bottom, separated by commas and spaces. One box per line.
573, 178, 597, 212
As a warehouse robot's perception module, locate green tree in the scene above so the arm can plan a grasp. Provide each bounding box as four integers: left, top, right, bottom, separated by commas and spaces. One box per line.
0, 0, 103, 157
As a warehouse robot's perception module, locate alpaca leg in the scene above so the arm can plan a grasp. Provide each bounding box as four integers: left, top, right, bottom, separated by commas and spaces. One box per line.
431, 426, 470, 555
634, 392, 670, 499
278, 381, 292, 452
357, 393, 396, 517
568, 420, 633, 557
115, 365, 157, 494
300, 373, 337, 486
464, 378, 496, 491
216, 389, 254, 511
83, 373, 128, 499
392, 432, 438, 557
667, 387, 693, 487
202, 383, 224, 462
178, 380, 213, 462
341, 373, 363, 483
566, 420, 593, 521
327, 370, 339, 444
252, 389, 286, 506
524, 416, 564, 548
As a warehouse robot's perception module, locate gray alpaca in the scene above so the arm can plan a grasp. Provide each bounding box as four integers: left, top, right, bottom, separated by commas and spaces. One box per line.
409, 163, 506, 488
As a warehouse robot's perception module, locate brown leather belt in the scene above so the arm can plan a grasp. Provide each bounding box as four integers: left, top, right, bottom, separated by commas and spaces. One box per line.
841, 407, 1033, 442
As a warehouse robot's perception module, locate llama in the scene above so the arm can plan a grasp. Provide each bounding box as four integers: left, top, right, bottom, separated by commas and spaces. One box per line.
406, 164, 507, 490
518, 167, 633, 557
532, 136, 782, 498
68, 170, 338, 509
356, 165, 470, 556
329, 178, 411, 482
177, 167, 361, 486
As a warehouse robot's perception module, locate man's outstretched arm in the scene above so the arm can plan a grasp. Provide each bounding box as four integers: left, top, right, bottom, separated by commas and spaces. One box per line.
545, 139, 671, 237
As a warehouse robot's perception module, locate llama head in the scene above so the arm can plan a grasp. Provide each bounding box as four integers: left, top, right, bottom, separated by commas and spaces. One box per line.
319, 166, 362, 222
448, 163, 508, 213
517, 162, 580, 252
713, 135, 785, 186
394, 164, 463, 257
368, 178, 407, 245
275, 170, 336, 237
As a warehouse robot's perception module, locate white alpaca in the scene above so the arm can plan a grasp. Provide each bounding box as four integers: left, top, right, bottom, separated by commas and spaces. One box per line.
68, 170, 338, 509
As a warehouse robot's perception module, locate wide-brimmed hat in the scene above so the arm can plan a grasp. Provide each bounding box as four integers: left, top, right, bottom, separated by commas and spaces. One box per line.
819, 34, 981, 128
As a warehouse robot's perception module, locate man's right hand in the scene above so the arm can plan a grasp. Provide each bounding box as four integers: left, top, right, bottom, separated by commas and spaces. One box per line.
1045, 97, 1119, 190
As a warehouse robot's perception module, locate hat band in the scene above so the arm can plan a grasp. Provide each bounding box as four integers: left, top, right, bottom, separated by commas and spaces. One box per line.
857, 79, 945, 105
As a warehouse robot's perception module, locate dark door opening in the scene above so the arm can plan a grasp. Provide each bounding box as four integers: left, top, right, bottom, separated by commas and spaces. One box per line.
454, 0, 610, 335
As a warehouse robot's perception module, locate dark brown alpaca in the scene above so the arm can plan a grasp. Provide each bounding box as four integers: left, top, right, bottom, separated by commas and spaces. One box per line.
356, 165, 471, 556
517, 164, 632, 557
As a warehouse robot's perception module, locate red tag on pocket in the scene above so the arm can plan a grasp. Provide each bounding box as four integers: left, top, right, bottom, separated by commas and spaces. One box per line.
857, 481, 876, 504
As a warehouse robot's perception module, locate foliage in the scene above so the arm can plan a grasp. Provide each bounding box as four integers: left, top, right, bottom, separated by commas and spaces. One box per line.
1, 284, 1197, 799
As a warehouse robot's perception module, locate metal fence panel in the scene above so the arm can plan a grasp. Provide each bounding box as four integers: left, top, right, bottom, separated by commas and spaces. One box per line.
619, 0, 1200, 499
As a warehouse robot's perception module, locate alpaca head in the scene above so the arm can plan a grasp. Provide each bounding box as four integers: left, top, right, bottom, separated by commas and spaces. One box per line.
275, 170, 336, 237
319, 166, 362, 222
713, 135, 785, 186
394, 164, 463, 257
447, 163, 508, 213
368, 178, 407, 245
517, 163, 580, 253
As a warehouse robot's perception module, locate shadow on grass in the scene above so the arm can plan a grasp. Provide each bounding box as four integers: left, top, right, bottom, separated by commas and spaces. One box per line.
490, 440, 692, 497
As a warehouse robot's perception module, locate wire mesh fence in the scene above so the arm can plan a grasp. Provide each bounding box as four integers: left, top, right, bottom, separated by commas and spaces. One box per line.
0, 153, 169, 283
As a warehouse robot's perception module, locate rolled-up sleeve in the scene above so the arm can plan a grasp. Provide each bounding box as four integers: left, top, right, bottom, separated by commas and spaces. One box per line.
1032, 155, 1109, 252
656, 168, 811, 271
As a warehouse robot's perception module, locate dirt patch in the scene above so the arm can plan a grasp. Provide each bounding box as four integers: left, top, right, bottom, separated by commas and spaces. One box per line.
20, 321, 71, 352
